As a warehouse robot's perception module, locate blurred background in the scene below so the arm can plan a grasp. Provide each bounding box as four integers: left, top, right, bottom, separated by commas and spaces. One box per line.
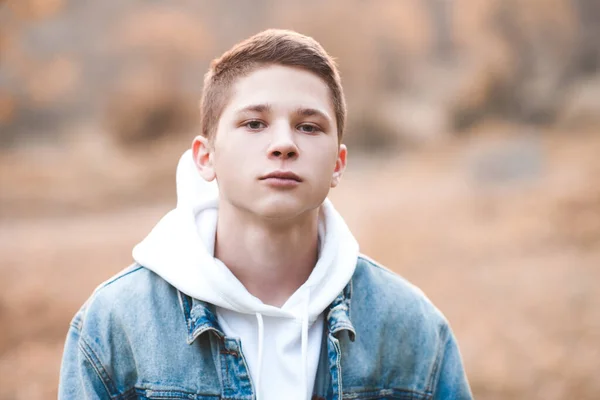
1, 0, 599, 398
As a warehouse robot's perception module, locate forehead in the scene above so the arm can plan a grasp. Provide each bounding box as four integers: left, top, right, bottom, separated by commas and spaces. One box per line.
223, 65, 334, 117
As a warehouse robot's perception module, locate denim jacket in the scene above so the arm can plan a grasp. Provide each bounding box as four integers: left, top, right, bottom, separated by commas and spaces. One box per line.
59, 256, 472, 399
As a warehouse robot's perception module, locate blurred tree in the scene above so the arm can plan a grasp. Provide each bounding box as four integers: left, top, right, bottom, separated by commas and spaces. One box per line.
426, 0, 455, 62
105, 5, 212, 146
572, 0, 600, 75
491, 0, 575, 124
7, 0, 64, 22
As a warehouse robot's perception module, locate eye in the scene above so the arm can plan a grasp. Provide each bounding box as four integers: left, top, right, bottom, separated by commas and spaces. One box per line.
297, 124, 319, 134
244, 120, 266, 130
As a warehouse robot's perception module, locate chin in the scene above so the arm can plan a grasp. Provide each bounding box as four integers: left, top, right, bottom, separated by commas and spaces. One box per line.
257, 204, 304, 220
253, 198, 318, 221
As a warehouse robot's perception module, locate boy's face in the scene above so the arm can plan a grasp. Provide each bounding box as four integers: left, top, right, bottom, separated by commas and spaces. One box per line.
193, 64, 347, 221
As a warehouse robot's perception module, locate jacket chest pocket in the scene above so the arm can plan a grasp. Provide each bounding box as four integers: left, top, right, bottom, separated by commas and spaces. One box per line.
132, 387, 221, 400
341, 388, 432, 400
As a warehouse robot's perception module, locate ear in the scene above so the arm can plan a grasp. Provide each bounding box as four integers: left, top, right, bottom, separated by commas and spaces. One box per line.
331, 144, 347, 188
192, 135, 216, 182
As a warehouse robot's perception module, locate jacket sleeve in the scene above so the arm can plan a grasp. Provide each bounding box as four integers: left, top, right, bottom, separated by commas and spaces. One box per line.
432, 325, 473, 400
58, 320, 113, 400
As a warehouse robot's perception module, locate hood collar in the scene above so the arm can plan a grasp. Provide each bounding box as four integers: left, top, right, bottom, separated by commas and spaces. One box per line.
180, 281, 356, 345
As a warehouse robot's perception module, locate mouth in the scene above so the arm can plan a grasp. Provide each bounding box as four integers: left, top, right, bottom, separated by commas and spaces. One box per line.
259, 171, 302, 182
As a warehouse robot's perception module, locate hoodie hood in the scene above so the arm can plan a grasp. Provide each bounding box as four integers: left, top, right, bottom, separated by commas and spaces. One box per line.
132, 149, 359, 399
133, 149, 359, 319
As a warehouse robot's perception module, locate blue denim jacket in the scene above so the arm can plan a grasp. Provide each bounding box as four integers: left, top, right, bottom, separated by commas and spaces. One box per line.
59, 256, 472, 399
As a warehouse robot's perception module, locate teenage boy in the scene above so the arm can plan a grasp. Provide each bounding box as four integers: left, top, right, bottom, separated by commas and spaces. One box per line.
59, 29, 472, 400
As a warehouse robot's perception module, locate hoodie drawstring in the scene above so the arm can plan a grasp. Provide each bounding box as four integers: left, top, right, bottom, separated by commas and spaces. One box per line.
255, 292, 311, 400
255, 312, 264, 400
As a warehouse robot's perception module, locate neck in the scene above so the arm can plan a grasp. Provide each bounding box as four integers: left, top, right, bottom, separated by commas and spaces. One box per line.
214, 202, 320, 307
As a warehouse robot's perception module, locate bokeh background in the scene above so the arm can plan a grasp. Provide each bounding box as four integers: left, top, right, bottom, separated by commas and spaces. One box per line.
1, 0, 600, 399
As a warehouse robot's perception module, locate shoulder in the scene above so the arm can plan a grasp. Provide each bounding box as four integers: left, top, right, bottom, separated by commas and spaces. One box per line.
348, 255, 455, 386
353, 254, 442, 313
68, 264, 185, 379
344, 257, 467, 396
70, 264, 180, 336
351, 254, 449, 337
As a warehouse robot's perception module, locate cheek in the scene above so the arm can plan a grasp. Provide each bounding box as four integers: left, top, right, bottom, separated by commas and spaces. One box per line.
212, 146, 256, 189
307, 151, 337, 183
211, 148, 234, 182
318, 145, 340, 170
213, 136, 243, 167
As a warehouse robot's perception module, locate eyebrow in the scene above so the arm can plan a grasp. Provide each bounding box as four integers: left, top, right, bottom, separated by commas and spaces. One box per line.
235, 104, 272, 114
296, 107, 332, 123
234, 104, 333, 124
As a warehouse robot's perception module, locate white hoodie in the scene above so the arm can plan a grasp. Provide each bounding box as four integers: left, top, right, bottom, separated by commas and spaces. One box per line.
133, 150, 359, 400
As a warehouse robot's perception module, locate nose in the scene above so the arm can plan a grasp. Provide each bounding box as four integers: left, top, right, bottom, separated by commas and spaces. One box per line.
267, 124, 299, 160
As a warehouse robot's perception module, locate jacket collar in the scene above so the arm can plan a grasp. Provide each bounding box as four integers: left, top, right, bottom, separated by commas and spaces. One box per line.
179, 280, 356, 344
326, 280, 356, 341
178, 291, 224, 344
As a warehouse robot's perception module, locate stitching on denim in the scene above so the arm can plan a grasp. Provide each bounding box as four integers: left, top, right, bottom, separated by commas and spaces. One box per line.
119, 387, 137, 400
347, 279, 353, 315
425, 322, 450, 395
179, 292, 198, 344
132, 386, 220, 399
326, 303, 348, 322
190, 326, 224, 344
177, 290, 187, 320
357, 255, 397, 277
179, 293, 192, 323
234, 338, 256, 399
78, 335, 120, 398
69, 310, 84, 331
75, 265, 144, 332
327, 298, 356, 341
333, 337, 343, 400
99, 264, 144, 290
184, 296, 225, 344
331, 322, 354, 333
342, 388, 430, 399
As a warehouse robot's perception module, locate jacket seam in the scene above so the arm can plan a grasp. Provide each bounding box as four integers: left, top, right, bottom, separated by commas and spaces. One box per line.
76, 265, 145, 330
98, 264, 144, 290
425, 322, 450, 395
78, 334, 121, 398
70, 311, 84, 331
357, 255, 397, 277
342, 387, 430, 399
347, 278, 353, 317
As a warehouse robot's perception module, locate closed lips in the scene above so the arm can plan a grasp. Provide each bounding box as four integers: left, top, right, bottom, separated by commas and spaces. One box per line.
260, 172, 302, 182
